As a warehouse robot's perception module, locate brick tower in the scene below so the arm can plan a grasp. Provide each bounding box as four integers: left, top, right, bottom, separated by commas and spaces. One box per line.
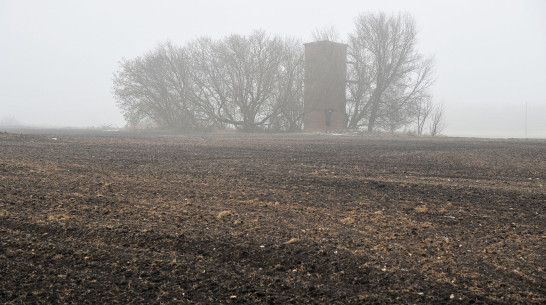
303, 41, 347, 132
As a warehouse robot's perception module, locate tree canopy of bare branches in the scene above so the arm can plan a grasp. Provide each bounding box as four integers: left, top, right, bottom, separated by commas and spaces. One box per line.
269, 38, 305, 132
113, 32, 304, 132
187, 31, 303, 132
346, 12, 434, 132
312, 25, 342, 43
113, 42, 201, 130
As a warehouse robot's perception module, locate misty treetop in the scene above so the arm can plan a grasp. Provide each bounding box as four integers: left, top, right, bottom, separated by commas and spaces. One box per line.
113, 12, 444, 135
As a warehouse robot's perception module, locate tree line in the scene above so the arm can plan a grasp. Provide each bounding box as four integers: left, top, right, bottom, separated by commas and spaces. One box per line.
113, 12, 445, 135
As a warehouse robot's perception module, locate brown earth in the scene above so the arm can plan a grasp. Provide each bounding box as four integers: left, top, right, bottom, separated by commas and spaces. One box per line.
0, 132, 545, 304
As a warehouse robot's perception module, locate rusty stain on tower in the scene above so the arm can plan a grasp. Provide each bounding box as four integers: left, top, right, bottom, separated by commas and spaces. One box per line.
303, 41, 348, 132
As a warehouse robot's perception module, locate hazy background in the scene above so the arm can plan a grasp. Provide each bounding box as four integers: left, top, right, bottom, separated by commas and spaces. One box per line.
1, 0, 545, 138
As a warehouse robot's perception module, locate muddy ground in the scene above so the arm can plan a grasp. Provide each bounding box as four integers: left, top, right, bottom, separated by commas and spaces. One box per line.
0, 132, 545, 304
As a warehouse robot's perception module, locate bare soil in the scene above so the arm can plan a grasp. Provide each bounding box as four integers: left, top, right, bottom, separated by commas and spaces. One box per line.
1, 132, 545, 304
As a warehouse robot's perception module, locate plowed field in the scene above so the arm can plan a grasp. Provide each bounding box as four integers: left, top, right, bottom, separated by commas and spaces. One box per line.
1, 132, 545, 304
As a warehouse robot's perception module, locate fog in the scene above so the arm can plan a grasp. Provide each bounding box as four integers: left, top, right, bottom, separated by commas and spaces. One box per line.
1, 0, 545, 138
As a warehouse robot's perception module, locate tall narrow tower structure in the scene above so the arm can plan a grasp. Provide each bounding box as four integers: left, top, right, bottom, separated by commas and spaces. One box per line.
303, 41, 347, 131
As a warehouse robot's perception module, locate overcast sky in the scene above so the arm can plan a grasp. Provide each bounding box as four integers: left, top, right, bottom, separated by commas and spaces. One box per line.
1, 0, 545, 137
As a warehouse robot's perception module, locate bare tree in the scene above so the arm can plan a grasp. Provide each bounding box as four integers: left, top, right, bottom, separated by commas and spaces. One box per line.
312, 25, 342, 42
429, 103, 446, 136
346, 12, 434, 132
114, 32, 304, 132
187, 31, 301, 131
113, 42, 205, 130
415, 96, 433, 135
269, 37, 305, 132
